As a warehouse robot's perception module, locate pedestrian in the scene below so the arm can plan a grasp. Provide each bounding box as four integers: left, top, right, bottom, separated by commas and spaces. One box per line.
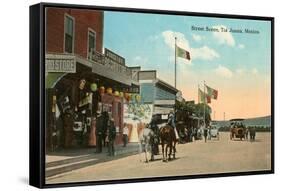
203, 126, 208, 143
107, 117, 116, 156
122, 123, 129, 147
208, 126, 211, 140
245, 127, 249, 140
249, 126, 256, 142
63, 109, 74, 148
95, 112, 103, 153
101, 112, 109, 147
190, 126, 194, 142
148, 115, 159, 155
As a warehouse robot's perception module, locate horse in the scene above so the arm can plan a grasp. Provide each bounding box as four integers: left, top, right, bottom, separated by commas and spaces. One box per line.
138, 127, 155, 163
159, 124, 177, 162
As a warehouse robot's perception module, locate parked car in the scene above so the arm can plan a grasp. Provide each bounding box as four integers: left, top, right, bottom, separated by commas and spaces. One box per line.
209, 121, 219, 140
229, 119, 247, 140
210, 126, 219, 140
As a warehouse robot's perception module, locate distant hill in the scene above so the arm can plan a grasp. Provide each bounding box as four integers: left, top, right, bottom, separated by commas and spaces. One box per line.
215, 115, 271, 128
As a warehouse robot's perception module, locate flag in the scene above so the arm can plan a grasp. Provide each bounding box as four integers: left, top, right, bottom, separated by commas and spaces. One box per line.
198, 88, 211, 104
205, 85, 218, 99
176, 45, 191, 60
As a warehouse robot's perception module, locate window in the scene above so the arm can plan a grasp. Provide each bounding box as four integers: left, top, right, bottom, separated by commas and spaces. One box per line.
88, 29, 96, 58
64, 15, 74, 53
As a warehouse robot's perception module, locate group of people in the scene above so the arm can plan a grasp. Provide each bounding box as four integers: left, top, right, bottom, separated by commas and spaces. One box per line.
143, 111, 179, 155
95, 111, 179, 157
94, 111, 130, 156
95, 111, 116, 156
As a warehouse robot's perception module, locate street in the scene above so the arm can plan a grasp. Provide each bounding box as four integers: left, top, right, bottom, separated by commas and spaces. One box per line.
47, 132, 271, 184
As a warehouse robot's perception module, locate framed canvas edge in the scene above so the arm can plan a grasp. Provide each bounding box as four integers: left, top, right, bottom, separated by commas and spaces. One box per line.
29, 3, 46, 188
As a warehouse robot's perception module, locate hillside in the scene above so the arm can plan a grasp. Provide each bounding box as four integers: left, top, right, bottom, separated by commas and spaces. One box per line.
215, 115, 271, 128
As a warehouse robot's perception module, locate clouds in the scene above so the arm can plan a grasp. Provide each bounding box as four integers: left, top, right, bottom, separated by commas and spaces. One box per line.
132, 55, 149, 67
215, 66, 259, 79
214, 65, 233, 78
211, 26, 246, 50
236, 68, 245, 75
162, 30, 219, 61
191, 46, 220, 61
212, 25, 235, 46
161, 30, 258, 80
162, 30, 190, 50
238, 44, 245, 49
192, 34, 203, 42
252, 68, 258, 75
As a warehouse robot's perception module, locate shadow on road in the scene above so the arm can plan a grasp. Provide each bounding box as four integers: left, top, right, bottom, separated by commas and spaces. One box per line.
46, 150, 139, 178
46, 144, 139, 178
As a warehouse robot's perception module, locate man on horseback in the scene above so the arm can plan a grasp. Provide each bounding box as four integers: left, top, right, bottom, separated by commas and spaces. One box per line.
167, 111, 179, 140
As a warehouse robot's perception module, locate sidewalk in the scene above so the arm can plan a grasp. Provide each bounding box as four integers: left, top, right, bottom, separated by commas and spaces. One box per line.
46, 143, 139, 178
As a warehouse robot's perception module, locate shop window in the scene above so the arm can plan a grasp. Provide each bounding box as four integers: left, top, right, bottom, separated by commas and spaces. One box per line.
88, 29, 96, 58
64, 14, 74, 53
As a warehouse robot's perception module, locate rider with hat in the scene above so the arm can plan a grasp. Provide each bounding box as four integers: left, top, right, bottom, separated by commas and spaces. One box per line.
167, 111, 179, 140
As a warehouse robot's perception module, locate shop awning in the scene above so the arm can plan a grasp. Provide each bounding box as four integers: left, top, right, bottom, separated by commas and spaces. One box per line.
45, 72, 66, 88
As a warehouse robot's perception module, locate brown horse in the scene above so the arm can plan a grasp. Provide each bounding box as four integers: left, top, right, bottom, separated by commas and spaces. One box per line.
159, 125, 177, 162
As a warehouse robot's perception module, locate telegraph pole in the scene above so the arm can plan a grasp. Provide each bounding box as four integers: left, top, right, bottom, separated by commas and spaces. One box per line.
174, 37, 177, 88
203, 80, 206, 128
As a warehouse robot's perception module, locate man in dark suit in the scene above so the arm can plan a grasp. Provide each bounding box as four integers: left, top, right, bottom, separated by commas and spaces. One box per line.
107, 117, 116, 156
95, 112, 103, 153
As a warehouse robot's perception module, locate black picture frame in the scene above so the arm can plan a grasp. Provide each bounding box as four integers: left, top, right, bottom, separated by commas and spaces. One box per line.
30, 2, 274, 188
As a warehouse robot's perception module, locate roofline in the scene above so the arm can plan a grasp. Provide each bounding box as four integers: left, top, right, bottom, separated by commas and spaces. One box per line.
229, 118, 245, 121
156, 78, 179, 93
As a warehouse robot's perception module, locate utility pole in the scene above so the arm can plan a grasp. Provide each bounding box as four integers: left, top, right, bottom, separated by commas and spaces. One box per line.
223, 112, 225, 121
174, 37, 177, 88
203, 81, 206, 128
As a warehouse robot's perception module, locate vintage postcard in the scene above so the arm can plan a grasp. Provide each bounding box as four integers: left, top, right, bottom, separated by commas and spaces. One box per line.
44, 6, 272, 185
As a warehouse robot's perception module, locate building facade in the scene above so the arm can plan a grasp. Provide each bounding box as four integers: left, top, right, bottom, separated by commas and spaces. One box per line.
139, 70, 179, 116
45, 8, 139, 150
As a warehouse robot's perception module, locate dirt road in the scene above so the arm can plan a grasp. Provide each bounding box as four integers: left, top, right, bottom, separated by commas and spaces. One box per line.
47, 132, 271, 184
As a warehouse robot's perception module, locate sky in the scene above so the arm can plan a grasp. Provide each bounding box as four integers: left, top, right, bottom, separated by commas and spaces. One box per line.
104, 11, 271, 120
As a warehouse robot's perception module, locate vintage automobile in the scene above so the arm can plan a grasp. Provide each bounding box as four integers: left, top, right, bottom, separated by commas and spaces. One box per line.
209, 121, 219, 140
210, 126, 219, 140
229, 118, 247, 140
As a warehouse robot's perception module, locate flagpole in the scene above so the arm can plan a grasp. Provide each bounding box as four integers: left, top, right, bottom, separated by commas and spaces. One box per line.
204, 80, 206, 128
175, 37, 177, 88
198, 84, 199, 104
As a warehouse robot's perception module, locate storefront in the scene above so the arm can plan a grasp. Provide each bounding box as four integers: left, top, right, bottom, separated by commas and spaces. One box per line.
45, 49, 140, 150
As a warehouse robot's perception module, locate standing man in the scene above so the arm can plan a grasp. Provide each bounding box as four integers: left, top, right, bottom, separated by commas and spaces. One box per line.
101, 112, 109, 147
122, 123, 129, 147
148, 115, 159, 155
249, 126, 256, 142
63, 109, 74, 148
208, 126, 211, 140
108, 117, 116, 156
203, 125, 208, 143
95, 112, 103, 153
